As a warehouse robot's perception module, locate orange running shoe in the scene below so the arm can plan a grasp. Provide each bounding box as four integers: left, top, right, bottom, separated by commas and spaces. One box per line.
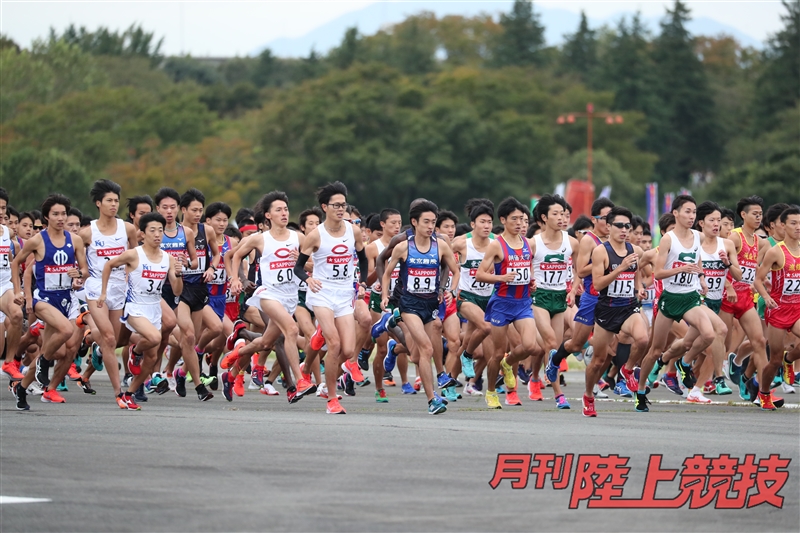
310, 324, 325, 351
559, 358, 568, 372
296, 377, 317, 398
413, 376, 422, 391
528, 379, 543, 401
220, 341, 243, 370
41, 388, 66, 403
383, 377, 396, 387
233, 373, 245, 397
1, 360, 24, 380
118, 392, 141, 410
758, 391, 776, 411
76, 310, 90, 328
326, 398, 346, 414
67, 363, 82, 381
505, 388, 522, 406
341, 360, 365, 383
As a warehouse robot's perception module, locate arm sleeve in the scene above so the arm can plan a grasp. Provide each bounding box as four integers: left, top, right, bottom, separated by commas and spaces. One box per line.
294, 253, 310, 282
357, 248, 369, 284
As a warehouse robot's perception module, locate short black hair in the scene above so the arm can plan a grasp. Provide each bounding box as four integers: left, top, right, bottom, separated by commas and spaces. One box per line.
7, 205, 19, 219
90, 179, 121, 207
224, 225, 242, 240
68, 207, 83, 219
180, 188, 206, 209
287, 221, 301, 231
606, 206, 633, 226
572, 215, 593, 232
18, 211, 34, 224
380, 208, 401, 223
299, 207, 324, 229
254, 211, 266, 227
591, 197, 615, 216
464, 198, 494, 218
436, 210, 458, 228
736, 195, 763, 219
780, 206, 800, 224
80, 216, 92, 227
0, 187, 8, 204
410, 200, 438, 222
127, 195, 153, 222
255, 191, 289, 219
455, 223, 471, 237
671, 194, 696, 213
497, 197, 528, 220
659, 213, 676, 235
139, 212, 167, 232
235, 207, 255, 227
155, 187, 180, 207
720, 208, 735, 222
205, 201, 232, 221
492, 224, 504, 235
766, 203, 790, 227
317, 181, 348, 206
469, 204, 494, 222
41, 194, 71, 223
631, 215, 644, 231
694, 201, 721, 231
31, 209, 42, 222
368, 215, 383, 232
534, 194, 566, 225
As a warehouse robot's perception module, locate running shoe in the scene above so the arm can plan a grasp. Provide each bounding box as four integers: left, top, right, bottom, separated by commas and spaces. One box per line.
583, 345, 594, 365
118, 392, 140, 410
41, 388, 66, 403
13, 382, 29, 411
460, 352, 476, 379
342, 360, 365, 383
428, 397, 447, 415
613, 380, 633, 398
26, 382, 44, 396
375, 389, 389, 403
225, 319, 248, 351
434, 391, 448, 405
686, 389, 712, 404
739, 376, 750, 401
634, 392, 650, 412
233, 373, 245, 397
714, 376, 732, 396
35, 356, 51, 387
726, 353, 742, 385
56, 379, 68, 392
517, 364, 531, 385
128, 346, 143, 376
597, 378, 611, 391
65, 363, 80, 382
197, 385, 214, 401
175, 370, 187, 398
555, 394, 570, 409
384, 339, 397, 372
485, 390, 502, 409
29, 319, 44, 337
758, 391, 776, 411
339, 373, 356, 397
78, 378, 96, 395
260, 382, 280, 396
90, 343, 103, 372
620, 366, 638, 394
437, 372, 457, 389
780, 382, 795, 394
414, 375, 422, 391
326, 398, 346, 414
122, 372, 133, 387
310, 324, 326, 351
443, 386, 459, 402
504, 388, 522, 406
661, 374, 684, 396
593, 383, 608, 399
702, 380, 716, 395
500, 356, 517, 390
674, 359, 695, 388
296, 377, 317, 398
528, 379, 543, 401
356, 377, 371, 387
464, 382, 483, 396
544, 350, 559, 385
133, 383, 148, 403
1, 360, 24, 380
358, 348, 371, 371
383, 371, 396, 387
745, 377, 759, 403
249, 367, 264, 390
371, 312, 392, 340
287, 386, 299, 404
783, 356, 795, 385
201, 374, 218, 391
222, 373, 235, 401
582, 394, 597, 417
647, 360, 664, 387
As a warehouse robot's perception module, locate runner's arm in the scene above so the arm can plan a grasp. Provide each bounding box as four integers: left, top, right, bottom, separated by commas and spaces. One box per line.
754, 246, 781, 305
169, 255, 184, 297
375, 232, 406, 286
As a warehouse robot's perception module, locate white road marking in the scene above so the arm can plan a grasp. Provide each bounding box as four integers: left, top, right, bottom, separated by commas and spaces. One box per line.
0, 496, 52, 504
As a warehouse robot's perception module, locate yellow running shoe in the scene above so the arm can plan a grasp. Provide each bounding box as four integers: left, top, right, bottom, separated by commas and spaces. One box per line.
500, 356, 517, 390
485, 390, 502, 409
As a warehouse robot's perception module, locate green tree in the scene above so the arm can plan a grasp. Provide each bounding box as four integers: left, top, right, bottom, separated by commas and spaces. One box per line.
394, 17, 438, 74
332, 27, 361, 69
252, 49, 278, 87
560, 12, 598, 85
162, 56, 221, 85
49, 23, 163, 64
492, 0, 546, 67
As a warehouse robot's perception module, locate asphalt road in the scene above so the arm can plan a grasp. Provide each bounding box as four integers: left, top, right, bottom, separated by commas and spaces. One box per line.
1, 368, 798, 533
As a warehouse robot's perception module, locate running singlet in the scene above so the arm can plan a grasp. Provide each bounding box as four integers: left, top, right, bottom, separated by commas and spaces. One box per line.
160, 225, 188, 283
312, 222, 355, 291
582, 231, 603, 296
372, 239, 399, 293
701, 237, 728, 301
36, 231, 76, 297
400, 235, 439, 299
493, 235, 532, 299
86, 219, 128, 281
770, 243, 800, 305
259, 230, 299, 297
731, 227, 758, 291
458, 236, 494, 297
533, 231, 572, 291
209, 235, 231, 297
0, 225, 13, 290
598, 242, 637, 307
662, 230, 702, 294
126, 247, 170, 305
182, 225, 209, 285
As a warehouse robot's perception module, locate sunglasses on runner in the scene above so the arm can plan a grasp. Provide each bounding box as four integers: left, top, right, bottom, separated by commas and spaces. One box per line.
611, 222, 632, 230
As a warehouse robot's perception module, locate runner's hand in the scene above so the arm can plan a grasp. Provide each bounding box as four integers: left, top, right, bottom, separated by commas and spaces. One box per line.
13, 291, 24, 306
381, 295, 389, 312
621, 253, 638, 269
764, 296, 778, 310
97, 293, 106, 309
307, 277, 322, 293
230, 278, 242, 296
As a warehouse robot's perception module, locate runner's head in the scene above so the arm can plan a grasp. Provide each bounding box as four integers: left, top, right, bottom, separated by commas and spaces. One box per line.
464, 198, 493, 219
409, 200, 439, 239
66, 207, 82, 234
41, 194, 70, 232
736, 195, 763, 230
720, 208, 735, 238
469, 203, 494, 238
670, 194, 696, 229
640, 228, 652, 251
380, 208, 402, 238
18, 212, 34, 240
560, 200, 572, 231
256, 191, 290, 229
0, 187, 7, 216
591, 197, 614, 236
497, 197, 528, 237
765, 203, 790, 241
658, 213, 676, 236
694, 201, 721, 237
180, 188, 206, 226
7, 205, 19, 239
205, 202, 232, 237
155, 187, 180, 225
436, 210, 458, 241
606, 206, 633, 244
780, 206, 800, 242
299, 207, 324, 234
572, 215, 593, 242
139, 212, 167, 248
127, 195, 153, 228
317, 181, 348, 222
31, 210, 43, 232
90, 179, 121, 217
534, 195, 567, 232
630, 215, 644, 245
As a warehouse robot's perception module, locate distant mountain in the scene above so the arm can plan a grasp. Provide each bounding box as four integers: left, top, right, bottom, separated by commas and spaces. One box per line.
255, 1, 763, 58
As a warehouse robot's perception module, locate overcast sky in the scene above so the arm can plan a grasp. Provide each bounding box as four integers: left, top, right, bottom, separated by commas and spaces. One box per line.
1, 1, 787, 57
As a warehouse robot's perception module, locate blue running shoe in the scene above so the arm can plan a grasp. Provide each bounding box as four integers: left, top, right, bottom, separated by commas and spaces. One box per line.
91, 343, 103, 371
661, 374, 684, 396
443, 386, 459, 402
371, 312, 391, 340
727, 353, 742, 385
357, 348, 370, 371
545, 350, 559, 384
437, 372, 457, 389
555, 394, 570, 409
428, 397, 447, 415
517, 365, 531, 385
56, 378, 68, 392
401, 382, 416, 394
384, 339, 397, 372
389, 308, 402, 327
222, 372, 233, 401
175, 370, 187, 398
460, 352, 475, 379
648, 359, 664, 386
613, 380, 633, 398
434, 391, 449, 405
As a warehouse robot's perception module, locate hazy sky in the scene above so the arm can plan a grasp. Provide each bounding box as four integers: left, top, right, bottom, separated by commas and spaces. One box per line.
1, 1, 787, 57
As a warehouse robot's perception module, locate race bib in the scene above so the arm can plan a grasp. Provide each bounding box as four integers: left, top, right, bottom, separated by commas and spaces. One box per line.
608, 272, 635, 298
44, 264, 74, 291
407, 267, 437, 294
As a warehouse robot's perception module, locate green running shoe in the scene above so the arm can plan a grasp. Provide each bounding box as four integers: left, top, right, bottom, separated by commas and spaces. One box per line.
714, 376, 732, 395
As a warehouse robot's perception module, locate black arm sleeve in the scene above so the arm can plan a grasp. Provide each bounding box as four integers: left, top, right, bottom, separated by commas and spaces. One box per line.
357, 247, 369, 284
294, 253, 310, 283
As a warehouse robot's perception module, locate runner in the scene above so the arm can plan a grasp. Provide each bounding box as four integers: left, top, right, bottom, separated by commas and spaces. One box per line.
0, 187, 25, 382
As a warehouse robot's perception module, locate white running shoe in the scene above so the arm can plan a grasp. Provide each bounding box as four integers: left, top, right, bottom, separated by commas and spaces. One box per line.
261, 383, 279, 396
166, 373, 177, 391
593, 383, 608, 399
686, 389, 712, 404
464, 383, 483, 396
780, 382, 795, 394
26, 382, 44, 396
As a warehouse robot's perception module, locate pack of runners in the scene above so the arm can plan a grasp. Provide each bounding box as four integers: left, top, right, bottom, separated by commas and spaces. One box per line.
1, 182, 798, 415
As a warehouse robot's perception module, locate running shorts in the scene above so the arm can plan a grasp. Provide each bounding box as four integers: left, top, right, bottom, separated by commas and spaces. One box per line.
720, 287, 755, 320
594, 302, 641, 334
84, 277, 126, 311
484, 295, 534, 327
573, 291, 598, 326
658, 290, 701, 322
399, 294, 439, 325
532, 288, 568, 319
